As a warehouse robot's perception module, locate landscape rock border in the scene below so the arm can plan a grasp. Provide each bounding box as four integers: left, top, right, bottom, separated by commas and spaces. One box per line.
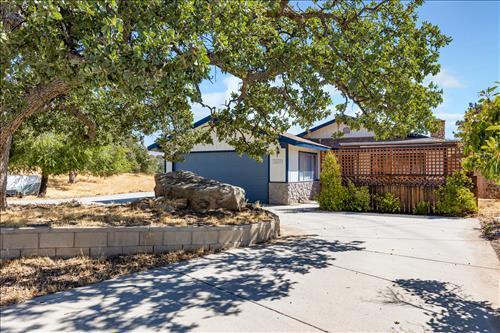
0, 218, 280, 260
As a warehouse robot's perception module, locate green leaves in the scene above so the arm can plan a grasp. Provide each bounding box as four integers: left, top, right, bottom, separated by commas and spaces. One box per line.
9, 125, 155, 178
456, 85, 500, 182
2, 0, 450, 165
51, 9, 63, 21
435, 171, 478, 216
374, 192, 401, 214
318, 152, 345, 211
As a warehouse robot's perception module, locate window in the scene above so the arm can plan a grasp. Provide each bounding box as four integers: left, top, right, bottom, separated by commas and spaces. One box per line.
299, 152, 317, 181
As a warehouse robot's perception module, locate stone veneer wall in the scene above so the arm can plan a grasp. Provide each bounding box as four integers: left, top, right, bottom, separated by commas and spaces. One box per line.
269, 181, 320, 205
0, 220, 279, 260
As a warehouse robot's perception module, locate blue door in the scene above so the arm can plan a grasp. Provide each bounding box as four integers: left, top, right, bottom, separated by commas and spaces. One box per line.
173, 152, 269, 203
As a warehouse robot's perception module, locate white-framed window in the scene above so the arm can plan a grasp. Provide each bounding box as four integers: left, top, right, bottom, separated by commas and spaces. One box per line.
298, 152, 317, 181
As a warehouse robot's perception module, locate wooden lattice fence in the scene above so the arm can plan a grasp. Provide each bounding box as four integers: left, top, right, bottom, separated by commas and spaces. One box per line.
326, 143, 466, 213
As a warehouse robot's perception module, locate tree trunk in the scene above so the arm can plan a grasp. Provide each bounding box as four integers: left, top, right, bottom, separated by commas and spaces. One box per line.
68, 171, 77, 184
0, 134, 12, 211
0, 79, 71, 209
38, 172, 49, 197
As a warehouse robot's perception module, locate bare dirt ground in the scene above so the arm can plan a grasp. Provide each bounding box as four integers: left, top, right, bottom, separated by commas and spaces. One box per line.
8, 173, 155, 200
478, 199, 500, 258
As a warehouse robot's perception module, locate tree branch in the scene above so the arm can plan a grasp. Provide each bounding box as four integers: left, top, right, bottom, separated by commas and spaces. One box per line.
1, 78, 70, 144
67, 107, 97, 140
265, 0, 390, 29
0, 2, 25, 32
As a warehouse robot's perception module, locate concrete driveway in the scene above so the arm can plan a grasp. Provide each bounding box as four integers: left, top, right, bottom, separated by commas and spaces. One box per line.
1, 204, 498, 332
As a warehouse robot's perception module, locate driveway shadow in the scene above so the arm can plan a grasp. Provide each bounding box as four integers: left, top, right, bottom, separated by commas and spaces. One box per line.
1, 236, 364, 332
382, 278, 500, 333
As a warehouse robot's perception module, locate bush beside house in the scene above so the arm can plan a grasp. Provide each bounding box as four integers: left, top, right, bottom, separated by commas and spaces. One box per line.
435, 171, 478, 216
318, 152, 345, 211
319, 152, 478, 217
344, 181, 371, 212
319, 152, 371, 212
414, 201, 431, 215
374, 192, 401, 213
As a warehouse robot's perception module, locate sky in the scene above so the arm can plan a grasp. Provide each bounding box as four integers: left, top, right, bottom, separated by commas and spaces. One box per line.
145, 0, 499, 147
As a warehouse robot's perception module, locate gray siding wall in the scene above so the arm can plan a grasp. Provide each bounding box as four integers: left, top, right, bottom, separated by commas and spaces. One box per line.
174, 152, 269, 203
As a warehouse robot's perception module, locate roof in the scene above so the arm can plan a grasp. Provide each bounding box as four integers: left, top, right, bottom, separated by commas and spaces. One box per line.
279, 132, 331, 150
147, 142, 161, 151
148, 115, 330, 152
297, 117, 434, 142
297, 118, 337, 137
147, 115, 213, 151
297, 115, 363, 137
337, 137, 458, 148
192, 115, 213, 128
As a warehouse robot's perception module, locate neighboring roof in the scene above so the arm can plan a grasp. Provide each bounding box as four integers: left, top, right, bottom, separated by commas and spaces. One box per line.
148, 115, 330, 152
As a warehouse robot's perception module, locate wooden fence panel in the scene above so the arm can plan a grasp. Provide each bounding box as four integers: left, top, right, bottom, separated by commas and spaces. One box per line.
328, 143, 465, 213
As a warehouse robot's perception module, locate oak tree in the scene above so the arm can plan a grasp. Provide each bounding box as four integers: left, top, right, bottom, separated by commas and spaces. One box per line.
8, 111, 154, 196
1, 0, 450, 209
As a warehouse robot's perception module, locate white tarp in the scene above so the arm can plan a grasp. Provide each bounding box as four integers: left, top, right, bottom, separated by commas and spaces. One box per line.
6, 175, 41, 196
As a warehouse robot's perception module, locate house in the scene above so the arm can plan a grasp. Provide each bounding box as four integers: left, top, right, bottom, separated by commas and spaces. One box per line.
149, 115, 474, 210
299, 118, 466, 213
298, 118, 462, 178
148, 115, 330, 204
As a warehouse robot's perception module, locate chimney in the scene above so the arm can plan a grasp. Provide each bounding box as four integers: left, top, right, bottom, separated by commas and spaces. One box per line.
431, 119, 445, 139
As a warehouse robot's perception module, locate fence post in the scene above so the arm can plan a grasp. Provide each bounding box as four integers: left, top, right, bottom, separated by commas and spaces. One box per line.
470, 173, 479, 206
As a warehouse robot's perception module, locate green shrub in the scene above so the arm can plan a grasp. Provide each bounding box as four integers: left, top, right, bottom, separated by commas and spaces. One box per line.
318, 152, 345, 211
124, 139, 158, 174
344, 181, 371, 212
374, 192, 401, 213
435, 171, 478, 216
414, 201, 431, 215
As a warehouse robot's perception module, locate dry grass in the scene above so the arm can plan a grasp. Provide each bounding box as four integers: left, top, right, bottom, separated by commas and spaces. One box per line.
9, 173, 155, 200
478, 199, 500, 258
0, 249, 212, 307
1, 199, 276, 228
478, 199, 500, 220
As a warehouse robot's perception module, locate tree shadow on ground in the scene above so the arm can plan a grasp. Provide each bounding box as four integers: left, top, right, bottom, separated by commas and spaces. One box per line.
1, 236, 364, 332
382, 278, 500, 333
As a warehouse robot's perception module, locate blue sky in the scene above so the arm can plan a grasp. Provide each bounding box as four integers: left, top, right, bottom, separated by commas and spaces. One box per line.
145, 1, 499, 146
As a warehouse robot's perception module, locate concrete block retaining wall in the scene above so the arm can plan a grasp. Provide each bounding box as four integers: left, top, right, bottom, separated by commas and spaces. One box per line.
0, 220, 279, 260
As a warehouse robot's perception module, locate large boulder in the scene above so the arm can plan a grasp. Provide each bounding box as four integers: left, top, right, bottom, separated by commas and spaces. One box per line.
154, 171, 246, 211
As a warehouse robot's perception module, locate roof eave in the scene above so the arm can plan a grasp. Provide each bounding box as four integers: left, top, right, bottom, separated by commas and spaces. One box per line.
279, 136, 331, 150
192, 115, 213, 128
297, 118, 337, 137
